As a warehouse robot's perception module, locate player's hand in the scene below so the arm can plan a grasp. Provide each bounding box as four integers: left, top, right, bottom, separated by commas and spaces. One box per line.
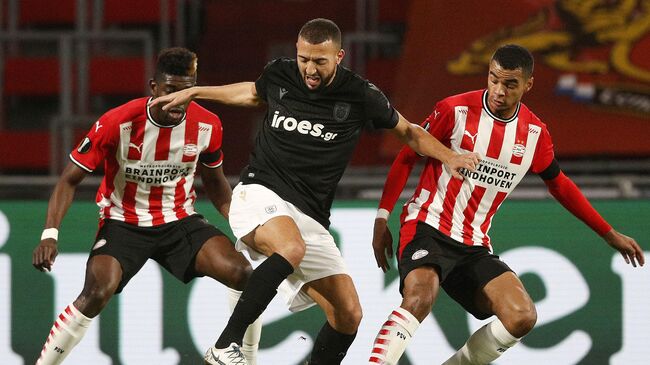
33, 239, 58, 272
445, 152, 481, 180
148, 87, 196, 111
372, 218, 394, 273
603, 229, 645, 267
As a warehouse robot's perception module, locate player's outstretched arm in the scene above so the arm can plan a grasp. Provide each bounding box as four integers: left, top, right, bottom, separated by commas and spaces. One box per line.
543, 164, 645, 267
149, 82, 263, 110
32, 162, 87, 272
372, 146, 420, 272
390, 113, 480, 179
199, 165, 232, 219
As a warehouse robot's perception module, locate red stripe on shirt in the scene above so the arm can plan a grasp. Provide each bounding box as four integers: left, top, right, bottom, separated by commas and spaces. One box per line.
148, 186, 165, 225
155, 127, 172, 161
437, 177, 463, 236
174, 177, 189, 219
480, 191, 507, 247
485, 121, 506, 159
461, 185, 486, 245
122, 181, 139, 224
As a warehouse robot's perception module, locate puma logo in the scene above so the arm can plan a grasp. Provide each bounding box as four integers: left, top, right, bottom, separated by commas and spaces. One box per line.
434, 109, 440, 119
128, 142, 143, 154
463, 130, 478, 144
94, 120, 103, 132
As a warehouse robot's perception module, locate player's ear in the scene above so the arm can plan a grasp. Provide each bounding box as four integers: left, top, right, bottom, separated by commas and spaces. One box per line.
336, 48, 345, 64
149, 79, 157, 95
525, 76, 534, 93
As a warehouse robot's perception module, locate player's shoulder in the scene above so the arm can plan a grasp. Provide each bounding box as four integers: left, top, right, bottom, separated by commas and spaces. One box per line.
263, 57, 296, 74
187, 101, 220, 124
518, 102, 547, 129
99, 97, 148, 127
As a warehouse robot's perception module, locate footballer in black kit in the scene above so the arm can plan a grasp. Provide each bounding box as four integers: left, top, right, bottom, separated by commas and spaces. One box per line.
150, 18, 480, 365
242, 57, 398, 228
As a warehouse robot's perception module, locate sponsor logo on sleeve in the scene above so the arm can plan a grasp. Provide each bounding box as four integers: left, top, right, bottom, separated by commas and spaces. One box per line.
77, 137, 92, 154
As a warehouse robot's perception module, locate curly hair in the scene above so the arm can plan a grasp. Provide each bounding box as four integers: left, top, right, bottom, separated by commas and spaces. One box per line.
154, 47, 197, 80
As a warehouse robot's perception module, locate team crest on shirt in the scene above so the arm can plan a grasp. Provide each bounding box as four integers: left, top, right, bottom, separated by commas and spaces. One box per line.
92, 239, 107, 250
411, 249, 429, 260
512, 143, 526, 157
264, 205, 277, 214
183, 144, 198, 157
77, 137, 92, 154
333, 102, 351, 122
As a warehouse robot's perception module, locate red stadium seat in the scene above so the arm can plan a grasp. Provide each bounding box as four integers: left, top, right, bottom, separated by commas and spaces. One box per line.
89, 57, 148, 95
18, 0, 77, 26
0, 131, 49, 169
365, 58, 398, 96
3, 57, 61, 95
103, 0, 177, 25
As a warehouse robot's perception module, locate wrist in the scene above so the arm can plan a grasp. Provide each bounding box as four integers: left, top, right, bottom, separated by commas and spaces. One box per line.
376, 208, 390, 220
41, 228, 59, 241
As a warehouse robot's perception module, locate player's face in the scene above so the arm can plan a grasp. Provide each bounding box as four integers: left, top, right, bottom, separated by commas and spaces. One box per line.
150, 74, 196, 125
486, 60, 533, 119
296, 37, 345, 91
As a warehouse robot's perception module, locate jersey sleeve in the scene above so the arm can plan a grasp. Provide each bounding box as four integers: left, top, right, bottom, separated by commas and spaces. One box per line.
199, 117, 224, 169
530, 124, 555, 174
254, 59, 281, 102
69, 116, 117, 172
364, 82, 399, 129
424, 100, 455, 141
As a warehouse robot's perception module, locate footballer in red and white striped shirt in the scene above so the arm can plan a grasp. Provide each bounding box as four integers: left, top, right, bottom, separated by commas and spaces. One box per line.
369, 44, 644, 365
32, 47, 260, 365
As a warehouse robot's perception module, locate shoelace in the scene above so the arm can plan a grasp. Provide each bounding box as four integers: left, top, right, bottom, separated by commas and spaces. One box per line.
225, 345, 246, 364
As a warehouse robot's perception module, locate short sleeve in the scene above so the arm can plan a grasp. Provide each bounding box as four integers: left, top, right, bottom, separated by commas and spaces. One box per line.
199, 118, 224, 169
365, 82, 398, 129
255, 59, 280, 102
530, 124, 555, 174
69, 116, 116, 172
422, 100, 454, 141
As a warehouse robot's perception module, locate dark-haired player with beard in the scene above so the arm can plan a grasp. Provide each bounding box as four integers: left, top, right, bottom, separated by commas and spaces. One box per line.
32, 47, 261, 365
367, 44, 645, 365
151, 18, 479, 365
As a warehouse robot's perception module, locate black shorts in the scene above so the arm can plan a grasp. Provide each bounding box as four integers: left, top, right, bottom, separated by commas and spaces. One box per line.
89, 214, 225, 293
398, 221, 512, 319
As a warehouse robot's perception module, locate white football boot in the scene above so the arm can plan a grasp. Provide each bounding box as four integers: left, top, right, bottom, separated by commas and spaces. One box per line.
204, 343, 249, 365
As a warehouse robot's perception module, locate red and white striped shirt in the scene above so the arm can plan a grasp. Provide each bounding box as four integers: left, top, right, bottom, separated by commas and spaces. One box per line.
69, 97, 224, 227
383, 90, 555, 254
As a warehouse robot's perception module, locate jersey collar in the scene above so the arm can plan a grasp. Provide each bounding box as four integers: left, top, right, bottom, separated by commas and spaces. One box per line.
482, 89, 520, 123
146, 97, 187, 128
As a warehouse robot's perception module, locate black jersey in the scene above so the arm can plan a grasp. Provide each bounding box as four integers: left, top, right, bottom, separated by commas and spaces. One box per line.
240, 58, 398, 228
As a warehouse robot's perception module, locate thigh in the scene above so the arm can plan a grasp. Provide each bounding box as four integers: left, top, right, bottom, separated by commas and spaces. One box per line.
475, 271, 534, 319
442, 255, 513, 319
242, 215, 305, 260
90, 220, 153, 293
302, 274, 361, 321
81, 254, 123, 295
194, 234, 252, 290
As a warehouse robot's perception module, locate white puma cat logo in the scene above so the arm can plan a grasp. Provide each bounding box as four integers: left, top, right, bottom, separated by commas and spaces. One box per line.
128, 142, 143, 154
95, 120, 103, 132
463, 130, 478, 144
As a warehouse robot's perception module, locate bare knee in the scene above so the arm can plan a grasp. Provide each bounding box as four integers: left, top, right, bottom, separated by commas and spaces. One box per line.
276, 239, 306, 268
401, 290, 435, 322
230, 263, 253, 291
75, 281, 119, 317
333, 300, 363, 333
501, 303, 537, 338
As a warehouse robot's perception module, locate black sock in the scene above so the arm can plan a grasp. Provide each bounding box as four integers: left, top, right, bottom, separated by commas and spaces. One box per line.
215, 253, 294, 348
308, 321, 357, 365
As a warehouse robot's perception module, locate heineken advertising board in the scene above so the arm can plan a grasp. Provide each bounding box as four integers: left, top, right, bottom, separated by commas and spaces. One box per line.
0, 200, 648, 364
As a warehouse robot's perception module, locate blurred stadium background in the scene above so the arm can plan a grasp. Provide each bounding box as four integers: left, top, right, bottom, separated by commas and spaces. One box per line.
0, 1, 648, 364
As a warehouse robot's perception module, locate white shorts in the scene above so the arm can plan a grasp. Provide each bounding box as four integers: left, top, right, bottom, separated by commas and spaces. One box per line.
229, 183, 349, 312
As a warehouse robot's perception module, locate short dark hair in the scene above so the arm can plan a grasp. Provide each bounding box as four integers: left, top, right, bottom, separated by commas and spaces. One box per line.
491, 44, 534, 78
298, 18, 342, 48
154, 47, 197, 80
